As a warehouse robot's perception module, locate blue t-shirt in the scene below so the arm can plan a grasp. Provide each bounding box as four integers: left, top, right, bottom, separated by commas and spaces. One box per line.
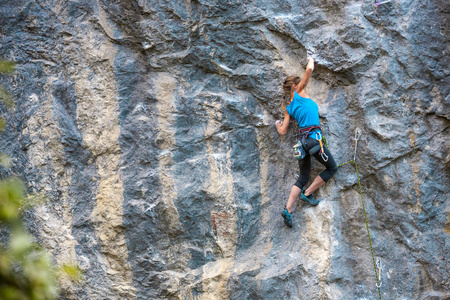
287, 91, 320, 135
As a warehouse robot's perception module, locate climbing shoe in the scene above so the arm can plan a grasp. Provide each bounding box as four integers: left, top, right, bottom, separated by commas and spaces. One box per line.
300, 192, 320, 206
281, 208, 293, 228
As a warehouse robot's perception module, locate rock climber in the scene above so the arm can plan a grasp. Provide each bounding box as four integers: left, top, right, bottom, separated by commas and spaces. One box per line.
275, 57, 338, 228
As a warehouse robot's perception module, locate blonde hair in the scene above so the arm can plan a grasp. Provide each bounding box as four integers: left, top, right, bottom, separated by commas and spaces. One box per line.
282, 76, 301, 111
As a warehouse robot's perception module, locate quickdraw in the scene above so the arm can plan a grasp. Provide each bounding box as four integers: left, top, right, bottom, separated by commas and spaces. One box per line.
316, 131, 328, 162
376, 258, 382, 288
354, 128, 361, 161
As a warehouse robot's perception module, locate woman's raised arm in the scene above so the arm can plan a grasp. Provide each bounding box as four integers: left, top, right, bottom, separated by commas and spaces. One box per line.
296, 57, 314, 93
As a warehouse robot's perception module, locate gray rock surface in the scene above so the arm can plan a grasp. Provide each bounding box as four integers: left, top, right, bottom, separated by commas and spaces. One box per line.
0, 0, 449, 299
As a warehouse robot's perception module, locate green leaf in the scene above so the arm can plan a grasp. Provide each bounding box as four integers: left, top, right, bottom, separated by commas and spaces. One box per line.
0, 60, 16, 73
1, 178, 24, 203
0, 286, 26, 300
0, 87, 14, 108
0, 153, 12, 168
59, 264, 83, 282
20, 193, 46, 210
9, 231, 33, 258
0, 179, 24, 222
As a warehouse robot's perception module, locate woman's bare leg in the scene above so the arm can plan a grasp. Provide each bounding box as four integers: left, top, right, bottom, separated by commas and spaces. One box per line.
286, 185, 302, 213
304, 175, 325, 196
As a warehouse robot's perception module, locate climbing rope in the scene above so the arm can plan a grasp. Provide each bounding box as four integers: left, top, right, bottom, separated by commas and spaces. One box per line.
337, 129, 382, 300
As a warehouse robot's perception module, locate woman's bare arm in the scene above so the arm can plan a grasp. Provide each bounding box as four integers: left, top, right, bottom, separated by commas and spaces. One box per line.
276, 110, 290, 135
296, 57, 314, 93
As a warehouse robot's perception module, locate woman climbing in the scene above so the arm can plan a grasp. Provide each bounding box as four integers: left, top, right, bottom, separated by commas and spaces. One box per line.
275, 57, 338, 228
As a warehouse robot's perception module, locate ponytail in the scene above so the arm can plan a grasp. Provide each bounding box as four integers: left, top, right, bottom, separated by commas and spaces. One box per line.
282, 76, 301, 111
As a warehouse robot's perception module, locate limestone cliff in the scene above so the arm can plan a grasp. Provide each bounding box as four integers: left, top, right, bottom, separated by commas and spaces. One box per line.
0, 0, 449, 299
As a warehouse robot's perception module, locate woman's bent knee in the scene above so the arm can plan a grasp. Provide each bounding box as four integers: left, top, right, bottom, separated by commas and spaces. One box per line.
329, 165, 338, 178
294, 176, 309, 190
320, 165, 337, 182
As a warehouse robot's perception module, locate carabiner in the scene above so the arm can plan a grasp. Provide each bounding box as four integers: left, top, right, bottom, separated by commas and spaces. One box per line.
354, 128, 361, 141
316, 132, 328, 162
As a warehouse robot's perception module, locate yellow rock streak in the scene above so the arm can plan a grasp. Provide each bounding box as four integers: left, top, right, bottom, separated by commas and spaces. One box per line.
69, 15, 134, 298
202, 98, 237, 299
155, 73, 182, 232
23, 85, 78, 295
256, 127, 270, 225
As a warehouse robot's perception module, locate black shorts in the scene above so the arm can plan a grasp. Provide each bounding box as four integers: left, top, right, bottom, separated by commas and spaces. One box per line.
294, 137, 338, 189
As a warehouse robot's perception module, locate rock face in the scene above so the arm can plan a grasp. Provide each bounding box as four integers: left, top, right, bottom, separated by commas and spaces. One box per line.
0, 0, 449, 299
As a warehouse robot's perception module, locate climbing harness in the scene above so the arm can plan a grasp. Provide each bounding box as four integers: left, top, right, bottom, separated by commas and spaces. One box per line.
295, 126, 329, 161
338, 129, 382, 300
294, 126, 320, 160
376, 258, 382, 288
298, 125, 321, 139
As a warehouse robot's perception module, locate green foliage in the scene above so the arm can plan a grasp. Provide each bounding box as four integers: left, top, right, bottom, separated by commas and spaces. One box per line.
0, 179, 24, 222
0, 116, 5, 131
0, 60, 15, 108
0, 60, 16, 73
0, 179, 59, 300
58, 264, 83, 282
0, 86, 14, 109
0, 59, 12, 170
